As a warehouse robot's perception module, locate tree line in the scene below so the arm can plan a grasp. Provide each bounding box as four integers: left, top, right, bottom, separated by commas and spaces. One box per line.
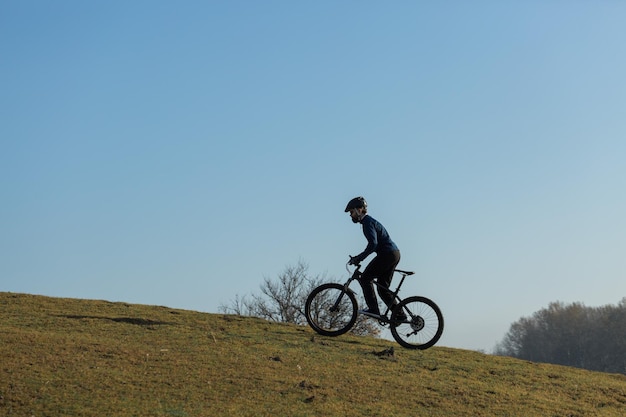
494, 299, 626, 374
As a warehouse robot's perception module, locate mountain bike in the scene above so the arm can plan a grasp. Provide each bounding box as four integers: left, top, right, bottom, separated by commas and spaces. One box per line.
304, 259, 444, 350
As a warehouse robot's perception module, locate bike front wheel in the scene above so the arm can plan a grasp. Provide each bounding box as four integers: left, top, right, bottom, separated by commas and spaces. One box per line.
305, 283, 358, 337
390, 296, 444, 350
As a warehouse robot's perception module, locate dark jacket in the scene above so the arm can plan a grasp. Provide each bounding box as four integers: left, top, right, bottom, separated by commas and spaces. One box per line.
354, 215, 399, 262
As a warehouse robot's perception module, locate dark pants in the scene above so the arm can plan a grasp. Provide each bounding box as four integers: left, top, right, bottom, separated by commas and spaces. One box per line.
358, 250, 401, 313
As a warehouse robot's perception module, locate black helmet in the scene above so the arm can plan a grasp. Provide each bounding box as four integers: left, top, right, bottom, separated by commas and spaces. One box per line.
344, 196, 367, 212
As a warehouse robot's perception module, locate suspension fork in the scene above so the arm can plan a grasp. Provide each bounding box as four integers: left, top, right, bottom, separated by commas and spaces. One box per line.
330, 274, 358, 312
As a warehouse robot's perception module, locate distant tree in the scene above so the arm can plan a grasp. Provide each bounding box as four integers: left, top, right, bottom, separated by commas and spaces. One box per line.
494, 298, 626, 374
219, 260, 380, 337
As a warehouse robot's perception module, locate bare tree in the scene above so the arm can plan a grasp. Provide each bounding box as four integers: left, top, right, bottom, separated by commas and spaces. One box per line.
219, 260, 380, 337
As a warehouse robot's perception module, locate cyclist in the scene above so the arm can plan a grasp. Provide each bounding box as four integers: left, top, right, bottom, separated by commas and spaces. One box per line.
344, 196, 404, 320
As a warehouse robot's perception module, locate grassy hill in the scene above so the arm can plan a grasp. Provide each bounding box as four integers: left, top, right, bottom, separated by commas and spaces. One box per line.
1, 292, 626, 417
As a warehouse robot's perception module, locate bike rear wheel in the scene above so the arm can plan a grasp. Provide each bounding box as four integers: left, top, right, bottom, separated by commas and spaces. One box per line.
305, 283, 358, 337
390, 296, 444, 350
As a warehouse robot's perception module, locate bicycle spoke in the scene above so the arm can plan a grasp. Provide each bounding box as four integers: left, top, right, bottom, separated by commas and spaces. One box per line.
305, 283, 358, 337
391, 296, 444, 350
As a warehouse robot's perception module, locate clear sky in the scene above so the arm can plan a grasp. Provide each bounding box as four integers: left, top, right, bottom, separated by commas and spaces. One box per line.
2, 1, 625, 352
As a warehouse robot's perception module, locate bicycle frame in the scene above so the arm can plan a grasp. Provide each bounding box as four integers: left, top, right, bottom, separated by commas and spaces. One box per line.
340, 262, 412, 322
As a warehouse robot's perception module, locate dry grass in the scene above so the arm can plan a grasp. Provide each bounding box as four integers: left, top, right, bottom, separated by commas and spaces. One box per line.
1, 292, 626, 416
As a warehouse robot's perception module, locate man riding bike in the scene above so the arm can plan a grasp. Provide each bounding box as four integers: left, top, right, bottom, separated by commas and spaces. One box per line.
345, 196, 405, 321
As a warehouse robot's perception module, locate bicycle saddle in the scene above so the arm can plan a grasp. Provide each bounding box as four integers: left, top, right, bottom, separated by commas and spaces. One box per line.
395, 269, 414, 276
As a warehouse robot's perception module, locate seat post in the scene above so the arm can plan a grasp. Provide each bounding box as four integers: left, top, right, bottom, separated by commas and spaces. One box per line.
393, 271, 407, 295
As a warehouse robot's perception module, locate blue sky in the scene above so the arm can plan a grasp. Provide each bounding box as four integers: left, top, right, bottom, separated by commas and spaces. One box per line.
2, 1, 625, 352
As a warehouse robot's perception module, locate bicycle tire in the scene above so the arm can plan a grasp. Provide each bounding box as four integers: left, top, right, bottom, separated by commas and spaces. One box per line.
305, 283, 358, 337
390, 296, 444, 350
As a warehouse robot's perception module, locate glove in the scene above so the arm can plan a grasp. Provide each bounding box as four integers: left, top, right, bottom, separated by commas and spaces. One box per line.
348, 256, 360, 265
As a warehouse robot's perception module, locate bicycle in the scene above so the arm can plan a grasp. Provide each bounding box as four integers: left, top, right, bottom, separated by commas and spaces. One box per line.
304, 259, 444, 349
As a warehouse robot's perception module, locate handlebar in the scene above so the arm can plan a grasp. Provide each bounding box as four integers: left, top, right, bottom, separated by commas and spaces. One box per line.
346, 256, 361, 273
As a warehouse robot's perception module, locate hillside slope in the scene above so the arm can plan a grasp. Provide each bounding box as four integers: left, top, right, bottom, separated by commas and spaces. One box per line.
1, 292, 625, 416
